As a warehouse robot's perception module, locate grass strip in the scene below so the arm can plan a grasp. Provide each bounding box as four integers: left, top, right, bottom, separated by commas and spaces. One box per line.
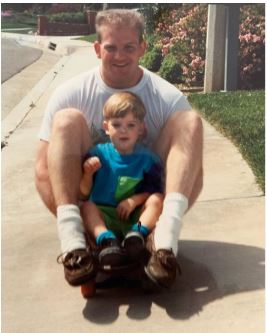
188, 90, 265, 192
76, 33, 97, 43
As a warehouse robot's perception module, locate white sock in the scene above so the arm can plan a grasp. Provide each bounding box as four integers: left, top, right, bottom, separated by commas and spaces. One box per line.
154, 193, 188, 255
57, 204, 86, 253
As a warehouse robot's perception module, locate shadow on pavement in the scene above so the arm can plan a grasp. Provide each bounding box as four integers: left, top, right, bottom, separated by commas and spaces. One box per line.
82, 240, 264, 323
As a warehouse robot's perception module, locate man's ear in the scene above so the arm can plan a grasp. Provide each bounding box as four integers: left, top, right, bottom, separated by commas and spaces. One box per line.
94, 41, 101, 59
102, 121, 109, 134
139, 122, 146, 137
139, 40, 147, 58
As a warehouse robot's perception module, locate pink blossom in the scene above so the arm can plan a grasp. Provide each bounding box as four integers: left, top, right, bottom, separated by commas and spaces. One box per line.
162, 37, 170, 45
243, 64, 253, 72
179, 30, 187, 39
183, 66, 189, 75
244, 33, 253, 42
171, 10, 177, 19
162, 45, 170, 56
252, 35, 261, 43
190, 53, 195, 59
1, 10, 12, 17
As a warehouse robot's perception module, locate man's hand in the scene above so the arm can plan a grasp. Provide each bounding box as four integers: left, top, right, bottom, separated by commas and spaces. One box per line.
116, 198, 136, 220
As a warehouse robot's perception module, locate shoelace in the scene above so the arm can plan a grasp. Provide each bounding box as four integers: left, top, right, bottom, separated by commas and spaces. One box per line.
57, 251, 87, 268
157, 250, 182, 275
57, 252, 68, 265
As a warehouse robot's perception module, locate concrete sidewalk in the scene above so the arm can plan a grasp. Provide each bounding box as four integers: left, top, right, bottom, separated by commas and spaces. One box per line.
2, 38, 264, 333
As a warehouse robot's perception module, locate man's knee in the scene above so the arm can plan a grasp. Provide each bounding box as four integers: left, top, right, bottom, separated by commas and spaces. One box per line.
155, 111, 203, 159
169, 110, 203, 139
52, 108, 87, 134
51, 108, 91, 152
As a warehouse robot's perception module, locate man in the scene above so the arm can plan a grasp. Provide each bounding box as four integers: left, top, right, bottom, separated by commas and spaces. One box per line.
35, 9, 203, 288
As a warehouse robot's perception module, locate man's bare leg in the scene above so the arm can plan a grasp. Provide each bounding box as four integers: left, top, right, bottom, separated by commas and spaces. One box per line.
48, 109, 91, 206
35, 141, 57, 215
154, 111, 203, 203
35, 109, 92, 215
38, 108, 97, 286
47, 109, 92, 253
145, 110, 203, 288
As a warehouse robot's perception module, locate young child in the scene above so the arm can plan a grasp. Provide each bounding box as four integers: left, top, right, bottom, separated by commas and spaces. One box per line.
80, 91, 164, 267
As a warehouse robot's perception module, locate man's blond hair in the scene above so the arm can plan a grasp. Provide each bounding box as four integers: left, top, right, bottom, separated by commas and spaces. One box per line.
95, 9, 145, 43
103, 92, 146, 121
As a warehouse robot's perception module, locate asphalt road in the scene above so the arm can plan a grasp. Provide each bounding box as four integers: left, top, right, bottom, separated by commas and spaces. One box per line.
1, 38, 60, 121
1, 38, 43, 83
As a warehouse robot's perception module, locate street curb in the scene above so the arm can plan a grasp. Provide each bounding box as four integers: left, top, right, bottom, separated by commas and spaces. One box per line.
1, 32, 90, 56
1, 33, 93, 147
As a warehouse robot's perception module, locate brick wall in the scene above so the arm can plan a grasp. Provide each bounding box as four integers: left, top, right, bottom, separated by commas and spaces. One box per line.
38, 11, 96, 36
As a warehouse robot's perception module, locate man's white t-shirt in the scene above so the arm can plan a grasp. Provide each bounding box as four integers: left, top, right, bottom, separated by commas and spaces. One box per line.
39, 66, 191, 147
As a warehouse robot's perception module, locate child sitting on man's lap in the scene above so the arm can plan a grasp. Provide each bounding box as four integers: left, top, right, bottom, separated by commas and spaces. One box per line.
80, 91, 164, 267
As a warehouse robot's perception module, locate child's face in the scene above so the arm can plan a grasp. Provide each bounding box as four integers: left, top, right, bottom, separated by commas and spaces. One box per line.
103, 112, 145, 154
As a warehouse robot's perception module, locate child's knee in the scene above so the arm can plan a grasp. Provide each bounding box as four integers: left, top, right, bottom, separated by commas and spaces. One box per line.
146, 193, 164, 210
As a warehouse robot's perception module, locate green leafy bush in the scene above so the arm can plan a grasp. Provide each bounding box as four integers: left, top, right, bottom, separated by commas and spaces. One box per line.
144, 34, 160, 52
159, 54, 183, 83
48, 12, 85, 24
140, 46, 163, 72
1, 12, 37, 29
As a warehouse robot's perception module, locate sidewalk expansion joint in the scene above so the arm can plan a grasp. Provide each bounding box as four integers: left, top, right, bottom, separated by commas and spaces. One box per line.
197, 193, 264, 204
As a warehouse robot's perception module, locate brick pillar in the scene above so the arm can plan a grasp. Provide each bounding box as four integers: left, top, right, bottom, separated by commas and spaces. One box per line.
86, 11, 96, 34
37, 15, 48, 36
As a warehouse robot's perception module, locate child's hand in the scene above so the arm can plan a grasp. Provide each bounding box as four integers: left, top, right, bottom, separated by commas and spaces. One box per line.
79, 157, 101, 198
116, 198, 136, 220
83, 156, 101, 175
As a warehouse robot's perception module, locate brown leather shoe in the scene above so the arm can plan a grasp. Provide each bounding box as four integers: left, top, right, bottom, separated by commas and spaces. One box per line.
57, 249, 96, 286
144, 249, 179, 288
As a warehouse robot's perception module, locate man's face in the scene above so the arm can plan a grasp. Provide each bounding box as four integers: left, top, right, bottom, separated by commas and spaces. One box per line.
94, 25, 146, 88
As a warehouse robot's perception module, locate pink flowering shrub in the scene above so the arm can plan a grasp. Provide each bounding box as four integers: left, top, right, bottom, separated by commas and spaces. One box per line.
1, 10, 13, 17
156, 4, 207, 86
155, 4, 265, 89
238, 5, 265, 89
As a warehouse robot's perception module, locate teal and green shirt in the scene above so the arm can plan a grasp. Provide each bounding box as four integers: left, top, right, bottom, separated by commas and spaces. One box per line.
87, 143, 163, 207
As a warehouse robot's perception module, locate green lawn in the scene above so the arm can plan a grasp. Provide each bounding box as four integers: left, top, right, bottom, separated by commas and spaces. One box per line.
188, 90, 265, 192
77, 33, 97, 43
1, 13, 37, 30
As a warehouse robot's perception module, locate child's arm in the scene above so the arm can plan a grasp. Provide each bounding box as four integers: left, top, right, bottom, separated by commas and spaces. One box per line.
116, 192, 150, 220
79, 157, 101, 200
